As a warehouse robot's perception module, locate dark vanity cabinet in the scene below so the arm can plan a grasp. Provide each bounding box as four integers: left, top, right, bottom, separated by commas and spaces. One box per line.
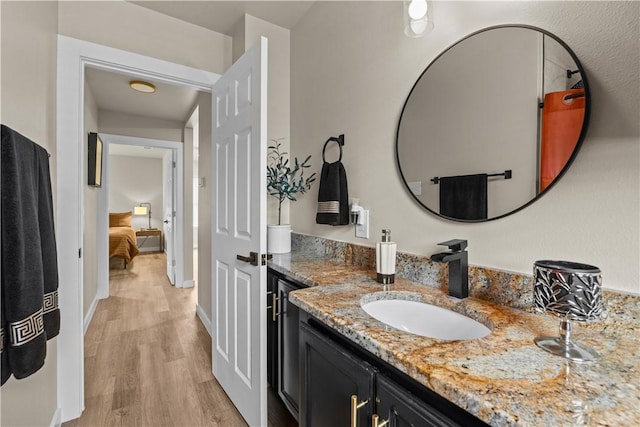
267, 272, 278, 388
300, 321, 376, 427
267, 269, 303, 420
375, 375, 459, 427
299, 314, 487, 427
277, 278, 301, 418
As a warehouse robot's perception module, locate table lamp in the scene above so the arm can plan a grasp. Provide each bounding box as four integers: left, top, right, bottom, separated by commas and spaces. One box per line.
134, 202, 153, 230
533, 260, 602, 362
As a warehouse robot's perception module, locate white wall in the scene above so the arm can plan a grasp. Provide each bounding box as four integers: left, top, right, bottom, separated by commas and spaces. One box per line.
195, 92, 213, 319
109, 154, 164, 240
291, 1, 640, 294
58, 0, 231, 74
98, 109, 185, 142
0, 1, 59, 426
233, 14, 292, 226
83, 81, 99, 318
183, 125, 195, 279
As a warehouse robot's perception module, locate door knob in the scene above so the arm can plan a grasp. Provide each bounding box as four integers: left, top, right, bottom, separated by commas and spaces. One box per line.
236, 251, 259, 266
163, 220, 169, 224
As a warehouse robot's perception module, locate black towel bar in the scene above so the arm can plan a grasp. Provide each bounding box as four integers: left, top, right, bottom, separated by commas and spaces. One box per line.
431, 170, 512, 184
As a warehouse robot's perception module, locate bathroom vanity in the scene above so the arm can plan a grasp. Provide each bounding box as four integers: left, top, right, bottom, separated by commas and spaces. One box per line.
268, 269, 304, 420
267, 238, 640, 427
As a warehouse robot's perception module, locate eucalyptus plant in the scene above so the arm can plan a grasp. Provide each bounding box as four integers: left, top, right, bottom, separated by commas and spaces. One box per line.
267, 139, 316, 225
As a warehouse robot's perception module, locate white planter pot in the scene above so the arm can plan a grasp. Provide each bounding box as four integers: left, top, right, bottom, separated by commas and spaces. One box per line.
267, 224, 291, 254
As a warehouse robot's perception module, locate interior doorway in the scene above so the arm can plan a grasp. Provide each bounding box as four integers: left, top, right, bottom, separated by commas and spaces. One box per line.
57, 35, 220, 422
98, 134, 184, 289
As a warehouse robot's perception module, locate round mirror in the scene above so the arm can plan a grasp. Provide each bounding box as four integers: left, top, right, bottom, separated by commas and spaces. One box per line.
396, 25, 590, 222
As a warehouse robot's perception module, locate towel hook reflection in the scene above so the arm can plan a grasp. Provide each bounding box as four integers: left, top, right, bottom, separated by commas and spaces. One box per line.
566, 69, 580, 79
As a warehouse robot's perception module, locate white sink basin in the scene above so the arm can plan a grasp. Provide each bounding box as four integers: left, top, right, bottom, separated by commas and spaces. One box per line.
361, 299, 491, 340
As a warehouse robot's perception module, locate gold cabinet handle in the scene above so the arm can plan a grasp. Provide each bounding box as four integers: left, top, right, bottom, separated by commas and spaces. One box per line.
372, 414, 389, 427
350, 395, 369, 427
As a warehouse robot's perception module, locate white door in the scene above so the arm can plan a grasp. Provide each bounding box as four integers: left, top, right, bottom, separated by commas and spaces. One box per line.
163, 150, 176, 284
211, 37, 268, 426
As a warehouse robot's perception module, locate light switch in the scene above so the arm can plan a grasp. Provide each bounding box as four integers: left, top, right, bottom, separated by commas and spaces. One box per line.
355, 209, 369, 239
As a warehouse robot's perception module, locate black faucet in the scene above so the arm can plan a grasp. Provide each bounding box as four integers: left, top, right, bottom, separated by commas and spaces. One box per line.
430, 239, 468, 298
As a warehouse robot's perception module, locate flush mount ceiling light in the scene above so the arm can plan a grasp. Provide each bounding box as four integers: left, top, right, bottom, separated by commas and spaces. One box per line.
404, 0, 434, 38
129, 80, 156, 93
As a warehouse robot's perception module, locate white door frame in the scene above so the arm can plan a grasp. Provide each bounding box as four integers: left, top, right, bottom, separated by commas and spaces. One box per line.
56, 35, 219, 422
97, 134, 185, 293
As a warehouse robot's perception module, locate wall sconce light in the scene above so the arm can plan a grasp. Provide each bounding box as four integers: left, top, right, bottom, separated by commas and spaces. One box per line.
134, 202, 153, 230
404, 0, 434, 38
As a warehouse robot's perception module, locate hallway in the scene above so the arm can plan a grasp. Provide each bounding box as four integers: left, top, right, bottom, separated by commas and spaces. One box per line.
64, 253, 246, 426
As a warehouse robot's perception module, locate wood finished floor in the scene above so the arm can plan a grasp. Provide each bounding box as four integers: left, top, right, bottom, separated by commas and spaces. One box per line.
64, 253, 296, 427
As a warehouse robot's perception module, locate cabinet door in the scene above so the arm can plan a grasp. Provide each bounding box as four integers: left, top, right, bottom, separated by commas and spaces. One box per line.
375, 375, 459, 427
300, 322, 376, 427
277, 279, 301, 419
267, 272, 278, 388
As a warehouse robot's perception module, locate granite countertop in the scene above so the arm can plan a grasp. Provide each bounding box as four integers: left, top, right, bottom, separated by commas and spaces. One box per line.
269, 252, 640, 427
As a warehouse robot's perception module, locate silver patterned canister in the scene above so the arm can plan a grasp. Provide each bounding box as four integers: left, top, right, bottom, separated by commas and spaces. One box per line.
534, 260, 602, 320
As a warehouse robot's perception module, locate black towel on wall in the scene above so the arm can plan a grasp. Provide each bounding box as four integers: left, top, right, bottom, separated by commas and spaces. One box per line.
1, 125, 60, 386
439, 173, 488, 221
315, 161, 349, 225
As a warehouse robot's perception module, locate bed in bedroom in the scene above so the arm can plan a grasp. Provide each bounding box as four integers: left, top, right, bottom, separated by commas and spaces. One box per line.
109, 211, 139, 268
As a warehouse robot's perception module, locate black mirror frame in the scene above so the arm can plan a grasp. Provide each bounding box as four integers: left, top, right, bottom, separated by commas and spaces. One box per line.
395, 24, 591, 223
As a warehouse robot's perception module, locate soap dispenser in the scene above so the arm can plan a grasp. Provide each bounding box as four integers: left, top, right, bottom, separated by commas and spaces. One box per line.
376, 229, 396, 284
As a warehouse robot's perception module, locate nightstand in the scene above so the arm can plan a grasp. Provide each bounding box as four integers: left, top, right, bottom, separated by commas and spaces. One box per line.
136, 228, 163, 252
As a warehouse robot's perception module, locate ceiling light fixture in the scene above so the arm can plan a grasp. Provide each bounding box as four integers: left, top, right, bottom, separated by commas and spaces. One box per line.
404, 0, 434, 38
129, 80, 156, 93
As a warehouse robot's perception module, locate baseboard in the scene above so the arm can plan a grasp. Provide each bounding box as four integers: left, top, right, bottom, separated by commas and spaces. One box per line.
49, 407, 62, 427
182, 279, 195, 288
196, 304, 212, 337
84, 294, 99, 335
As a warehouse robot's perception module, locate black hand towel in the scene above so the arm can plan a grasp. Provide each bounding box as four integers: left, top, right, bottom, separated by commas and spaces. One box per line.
439, 173, 488, 221
1, 125, 60, 385
316, 161, 349, 225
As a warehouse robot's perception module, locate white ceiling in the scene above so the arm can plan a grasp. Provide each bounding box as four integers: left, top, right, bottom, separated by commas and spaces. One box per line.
85, 67, 200, 123
130, 1, 315, 36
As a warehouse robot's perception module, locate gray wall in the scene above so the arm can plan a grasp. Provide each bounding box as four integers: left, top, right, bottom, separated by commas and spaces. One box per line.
195, 92, 213, 320
109, 154, 164, 233
98, 109, 185, 142
290, 1, 640, 294
0, 1, 59, 426
58, 0, 231, 74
